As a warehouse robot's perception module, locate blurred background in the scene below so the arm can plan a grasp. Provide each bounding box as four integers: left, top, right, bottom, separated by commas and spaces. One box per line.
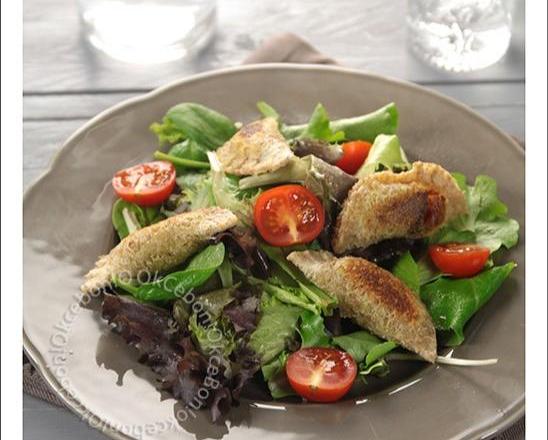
23, 0, 524, 438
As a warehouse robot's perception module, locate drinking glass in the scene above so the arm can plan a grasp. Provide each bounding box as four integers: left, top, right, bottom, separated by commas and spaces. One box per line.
78, 0, 217, 64
407, 0, 513, 72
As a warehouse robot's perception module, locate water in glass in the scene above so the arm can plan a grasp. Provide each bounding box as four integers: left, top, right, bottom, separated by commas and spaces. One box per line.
407, 0, 512, 72
78, 0, 216, 64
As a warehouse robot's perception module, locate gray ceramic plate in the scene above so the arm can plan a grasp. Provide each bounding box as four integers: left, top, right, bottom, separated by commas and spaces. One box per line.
23, 64, 524, 440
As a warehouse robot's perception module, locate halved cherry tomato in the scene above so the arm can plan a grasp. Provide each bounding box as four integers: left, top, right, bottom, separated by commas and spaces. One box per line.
286, 347, 357, 403
429, 243, 490, 278
253, 185, 325, 247
335, 140, 372, 174
112, 161, 176, 207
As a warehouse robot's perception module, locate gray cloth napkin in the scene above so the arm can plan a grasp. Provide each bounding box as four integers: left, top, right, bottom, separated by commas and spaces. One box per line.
23, 32, 524, 440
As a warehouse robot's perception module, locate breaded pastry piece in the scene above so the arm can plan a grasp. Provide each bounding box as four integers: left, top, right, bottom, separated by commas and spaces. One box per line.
81, 207, 238, 295
216, 117, 294, 176
287, 250, 437, 362
332, 162, 467, 254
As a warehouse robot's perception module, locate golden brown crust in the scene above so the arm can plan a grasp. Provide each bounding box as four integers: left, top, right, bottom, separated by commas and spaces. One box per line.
216, 118, 294, 175
80, 207, 238, 295
332, 161, 465, 254
287, 250, 437, 362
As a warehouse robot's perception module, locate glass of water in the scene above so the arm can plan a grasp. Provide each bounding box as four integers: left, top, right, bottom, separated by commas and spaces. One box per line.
407, 0, 513, 72
78, 0, 216, 64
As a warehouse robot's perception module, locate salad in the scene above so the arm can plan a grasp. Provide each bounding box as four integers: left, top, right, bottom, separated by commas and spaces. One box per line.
81, 101, 519, 422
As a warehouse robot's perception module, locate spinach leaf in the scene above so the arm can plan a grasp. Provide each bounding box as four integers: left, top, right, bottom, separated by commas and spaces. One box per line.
153, 151, 210, 170
365, 341, 398, 367
111, 199, 162, 240
282, 102, 399, 142
153, 139, 210, 174
297, 103, 345, 142
356, 134, 410, 177
261, 351, 296, 399
249, 297, 302, 364
420, 262, 516, 346
164, 103, 237, 150
169, 139, 209, 162
150, 117, 186, 145
431, 174, 519, 253
391, 251, 420, 294
297, 310, 331, 348
332, 331, 396, 363
122, 243, 226, 302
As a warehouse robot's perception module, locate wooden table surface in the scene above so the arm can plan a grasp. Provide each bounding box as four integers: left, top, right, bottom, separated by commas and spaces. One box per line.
23, 0, 525, 438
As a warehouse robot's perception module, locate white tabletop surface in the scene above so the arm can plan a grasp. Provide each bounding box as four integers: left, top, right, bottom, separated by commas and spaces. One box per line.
23, 0, 525, 439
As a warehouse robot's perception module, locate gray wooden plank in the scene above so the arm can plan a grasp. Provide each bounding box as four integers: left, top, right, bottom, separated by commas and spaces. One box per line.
24, 0, 525, 93
23, 83, 524, 121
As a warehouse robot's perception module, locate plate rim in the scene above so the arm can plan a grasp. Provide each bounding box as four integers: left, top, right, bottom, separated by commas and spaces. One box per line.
23, 63, 525, 440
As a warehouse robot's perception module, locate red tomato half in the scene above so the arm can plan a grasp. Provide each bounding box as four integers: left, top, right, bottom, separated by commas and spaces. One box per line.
112, 161, 176, 207
253, 185, 325, 247
286, 347, 357, 403
335, 140, 372, 174
429, 243, 490, 278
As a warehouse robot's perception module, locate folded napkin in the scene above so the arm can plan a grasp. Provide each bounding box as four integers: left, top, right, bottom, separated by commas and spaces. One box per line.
24, 32, 524, 440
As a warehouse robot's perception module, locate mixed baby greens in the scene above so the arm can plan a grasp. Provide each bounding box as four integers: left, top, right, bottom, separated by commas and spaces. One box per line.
103, 99, 519, 422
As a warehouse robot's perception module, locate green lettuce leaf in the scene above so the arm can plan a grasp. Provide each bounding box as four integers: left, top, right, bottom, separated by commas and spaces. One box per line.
249, 297, 302, 364
356, 134, 410, 177
297, 310, 331, 348
431, 174, 519, 253
297, 103, 345, 142
391, 251, 420, 293
420, 262, 516, 346
282, 102, 399, 142
261, 351, 295, 399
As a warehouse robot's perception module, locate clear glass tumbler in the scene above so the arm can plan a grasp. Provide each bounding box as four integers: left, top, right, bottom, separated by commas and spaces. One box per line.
407, 0, 512, 72
78, 0, 216, 64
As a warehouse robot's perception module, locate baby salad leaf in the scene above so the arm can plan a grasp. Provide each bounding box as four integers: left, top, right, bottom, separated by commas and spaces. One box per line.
297, 103, 345, 142
282, 102, 399, 142
169, 138, 208, 162
177, 172, 216, 211
332, 331, 396, 364
420, 262, 516, 346
249, 297, 302, 364
208, 152, 260, 226
260, 244, 337, 315
150, 117, 186, 145
111, 199, 163, 240
356, 134, 410, 177
261, 351, 296, 399
154, 139, 211, 173
431, 174, 519, 253
121, 243, 226, 302
188, 314, 235, 357
256, 101, 281, 122
391, 251, 420, 294
297, 310, 331, 348
164, 103, 237, 150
